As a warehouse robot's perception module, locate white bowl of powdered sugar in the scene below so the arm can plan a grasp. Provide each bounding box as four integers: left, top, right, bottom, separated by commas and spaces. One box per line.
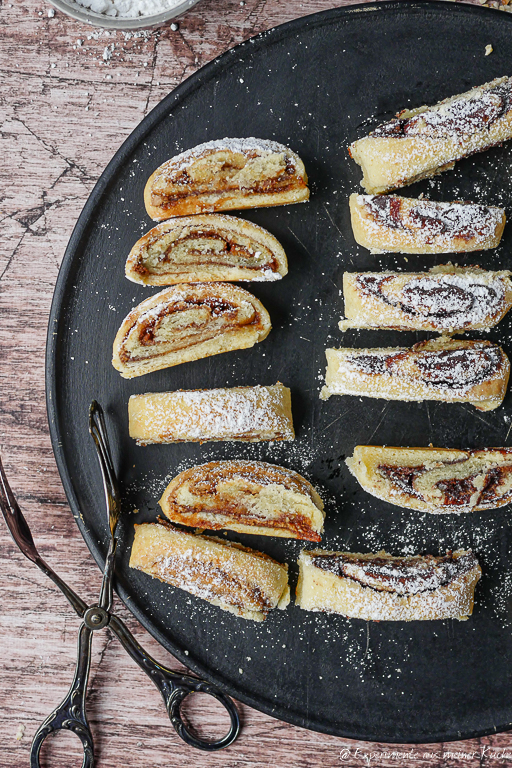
49, 0, 199, 29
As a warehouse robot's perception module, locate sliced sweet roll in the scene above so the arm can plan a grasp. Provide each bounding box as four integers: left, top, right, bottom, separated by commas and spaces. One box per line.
346, 445, 512, 514
130, 520, 290, 622
349, 75, 512, 194
339, 266, 512, 333
159, 460, 324, 541
125, 214, 288, 286
320, 337, 510, 411
112, 283, 271, 378
128, 384, 294, 445
349, 194, 505, 254
296, 549, 481, 621
144, 137, 309, 221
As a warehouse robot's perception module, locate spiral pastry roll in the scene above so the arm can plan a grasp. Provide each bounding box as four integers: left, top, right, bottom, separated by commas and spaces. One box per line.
346, 445, 512, 514
128, 384, 294, 444
130, 520, 290, 622
339, 266, 512, 333
159, 460, 324, 541
349, 194, 505, 254
125, 214, 288, 286
112, 283, 271, 378
296, 549, 481, 621
349, 75, 512, 194
144, 137, 309, 221
320, 338, 509, 411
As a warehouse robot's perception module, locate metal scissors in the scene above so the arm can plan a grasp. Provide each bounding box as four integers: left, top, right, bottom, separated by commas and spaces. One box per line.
0, 400, 240, 767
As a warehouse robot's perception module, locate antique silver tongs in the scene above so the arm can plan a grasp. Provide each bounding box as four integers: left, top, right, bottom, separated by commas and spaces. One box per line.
0, 400, 240, 767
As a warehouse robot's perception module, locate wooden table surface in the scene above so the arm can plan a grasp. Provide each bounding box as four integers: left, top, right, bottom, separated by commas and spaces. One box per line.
2, 0, 512, 765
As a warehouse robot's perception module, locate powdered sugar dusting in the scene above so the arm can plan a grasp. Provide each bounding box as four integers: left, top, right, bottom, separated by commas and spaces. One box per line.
129, 384, 294, 443
321, 340, 507, 405
154, 137, 303, 184
341, 269, 511, 333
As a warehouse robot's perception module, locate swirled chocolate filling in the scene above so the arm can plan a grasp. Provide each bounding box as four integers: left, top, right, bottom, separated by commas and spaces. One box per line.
310, 551, 477, 594
378, 462, 512, 510
134, 231, 279, 277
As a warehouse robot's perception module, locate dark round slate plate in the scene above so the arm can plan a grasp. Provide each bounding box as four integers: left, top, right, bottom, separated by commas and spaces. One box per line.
46, 0, 512, 743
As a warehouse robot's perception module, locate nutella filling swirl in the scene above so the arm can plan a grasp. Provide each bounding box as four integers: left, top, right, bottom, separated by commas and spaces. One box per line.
356, 273, 505, 330
370, 80, 512, 139
310, 552, 477, 595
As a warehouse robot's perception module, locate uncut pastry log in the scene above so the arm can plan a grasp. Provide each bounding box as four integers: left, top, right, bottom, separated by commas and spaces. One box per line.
112, 282, 271, 379
128, 384, 295, 445
130, 521, 290, 622
320, 338, 510, 411
144, 137, 309, 221
125, 214, 288, 286
346, 445, 512, 514
349, 194, 506, 254
349, 75, 512, 194
339, 266, 512, 333
159, 460, 324, 541
296, 549, 481, 621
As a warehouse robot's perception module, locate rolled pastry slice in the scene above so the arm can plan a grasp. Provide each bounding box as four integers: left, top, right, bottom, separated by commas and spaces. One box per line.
320, 337, 510, 411
125, 214, 288, 286
349, 75, 512, 193
159, 460, 324, 541
128, 383, 294, 445
349, 194, 506, 254
144, 137, 309, 221
346, 445, 512, 513
130, 520, 290, 622
339, 266, 512, 333
112, 283, 271, 378
296, 549, 481, 621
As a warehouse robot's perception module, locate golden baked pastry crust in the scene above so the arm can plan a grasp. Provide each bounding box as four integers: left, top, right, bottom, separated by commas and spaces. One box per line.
125, 214, 288, 286
349, 194, 506, 254
347, 445, 512, 514
128, 383, 295, 444
339, 266, 512, 333
144, 137, 309, 221
130, 520, 290, 622
321, 337, 510, 411
159, 460, 324, 541
349, 76, 512, 194
296, 549, 481, 621
112, 282, 271, 379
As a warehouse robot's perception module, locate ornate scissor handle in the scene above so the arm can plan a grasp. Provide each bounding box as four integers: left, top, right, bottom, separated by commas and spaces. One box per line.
30, 623, 94, 768
109, 614, 240, 751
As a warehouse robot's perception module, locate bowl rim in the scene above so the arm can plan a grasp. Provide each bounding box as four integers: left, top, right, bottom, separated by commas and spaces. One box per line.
47, 0, 200, 30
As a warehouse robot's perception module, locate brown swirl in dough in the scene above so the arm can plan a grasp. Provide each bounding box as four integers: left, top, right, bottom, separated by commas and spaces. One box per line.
154, 154, 300, 209
355, 274, 504, 329
310, 551, 478, 594
378, 462, 512, 510
413, 344, 503, 390
346, 342, 504, 391
132, 230, 280, 279
371, 80, 512, 139
363, 196, 500, 242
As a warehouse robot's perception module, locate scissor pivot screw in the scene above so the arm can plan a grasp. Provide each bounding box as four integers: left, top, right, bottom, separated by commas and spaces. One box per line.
84, 606, 109, 630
